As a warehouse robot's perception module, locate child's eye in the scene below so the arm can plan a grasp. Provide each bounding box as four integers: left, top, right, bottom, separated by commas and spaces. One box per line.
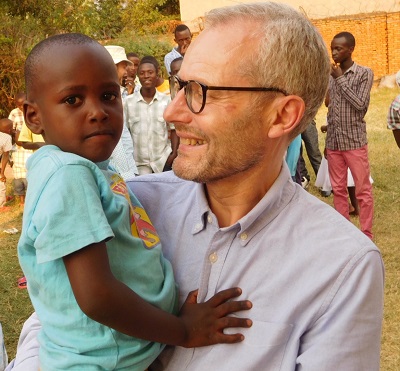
64, 96, 82, 105
103, 93, 118, 101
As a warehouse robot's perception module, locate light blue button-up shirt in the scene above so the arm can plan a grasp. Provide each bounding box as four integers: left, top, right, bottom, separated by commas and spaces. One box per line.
130, 163, 384, 371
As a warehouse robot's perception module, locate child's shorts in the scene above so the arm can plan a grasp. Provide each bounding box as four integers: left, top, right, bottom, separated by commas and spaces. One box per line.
13, 178, 28, 196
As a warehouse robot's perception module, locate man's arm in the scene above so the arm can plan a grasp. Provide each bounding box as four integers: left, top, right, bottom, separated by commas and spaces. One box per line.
392, 129, 400, 149
296, 250, 384, 370
165, 129, 179, 168
333, 67, 374, 111
18, 122, 45, 150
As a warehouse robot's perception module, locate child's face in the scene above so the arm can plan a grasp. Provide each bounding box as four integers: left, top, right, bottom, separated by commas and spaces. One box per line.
127, 56, 139, 78
16, 97, 25, 111
170, 60, 182, 76
26, 44, 123, 163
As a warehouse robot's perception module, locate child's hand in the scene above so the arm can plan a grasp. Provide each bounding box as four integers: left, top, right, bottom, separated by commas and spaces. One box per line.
178, 287, 252, 348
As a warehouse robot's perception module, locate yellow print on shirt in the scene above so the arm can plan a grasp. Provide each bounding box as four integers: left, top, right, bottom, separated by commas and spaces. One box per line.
110, 174, 160, 249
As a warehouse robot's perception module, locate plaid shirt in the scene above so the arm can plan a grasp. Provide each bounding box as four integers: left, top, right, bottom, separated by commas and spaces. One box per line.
124, 90, 172, 173
0, 132, 12, 157
12, 146, 32, 179
326, 62, 374, 151
387, 94, 400, 130
8, 107, 25, 131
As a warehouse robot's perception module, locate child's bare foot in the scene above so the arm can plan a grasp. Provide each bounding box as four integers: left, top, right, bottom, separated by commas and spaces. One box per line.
349, 205, 359, 216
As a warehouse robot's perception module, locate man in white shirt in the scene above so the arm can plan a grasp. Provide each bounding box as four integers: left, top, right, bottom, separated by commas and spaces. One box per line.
104, 45, 139, 180
125, 58, 178, 175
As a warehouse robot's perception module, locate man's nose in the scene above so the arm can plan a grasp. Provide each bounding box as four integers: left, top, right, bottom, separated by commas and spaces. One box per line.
164, 89, 191, 123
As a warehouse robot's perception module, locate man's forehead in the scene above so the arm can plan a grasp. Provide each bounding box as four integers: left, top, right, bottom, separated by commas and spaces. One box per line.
176, 29, 191, 39
179, 25, 252, 81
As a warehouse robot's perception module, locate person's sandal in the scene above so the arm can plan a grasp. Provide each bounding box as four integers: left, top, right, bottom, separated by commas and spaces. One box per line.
18, 276, 27, 289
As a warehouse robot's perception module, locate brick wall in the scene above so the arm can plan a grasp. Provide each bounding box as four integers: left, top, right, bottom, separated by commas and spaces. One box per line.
312, 12, 400, 80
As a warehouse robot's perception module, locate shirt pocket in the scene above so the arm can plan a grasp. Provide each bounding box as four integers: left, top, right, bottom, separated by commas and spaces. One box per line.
221, 320, 294, 369
128, 116, 141, 134
152, 117, 168, 137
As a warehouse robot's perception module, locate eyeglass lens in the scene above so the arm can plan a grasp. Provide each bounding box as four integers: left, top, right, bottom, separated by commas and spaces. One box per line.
170, 77, 204, 113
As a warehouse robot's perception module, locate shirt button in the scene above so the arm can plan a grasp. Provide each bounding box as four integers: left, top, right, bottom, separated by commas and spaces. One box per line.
240, 232, 248, 241
207, 215, 213, 224
209, 252, 218, 263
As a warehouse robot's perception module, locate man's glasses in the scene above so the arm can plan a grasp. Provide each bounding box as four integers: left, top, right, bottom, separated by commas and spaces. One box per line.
169, 75, 288, 114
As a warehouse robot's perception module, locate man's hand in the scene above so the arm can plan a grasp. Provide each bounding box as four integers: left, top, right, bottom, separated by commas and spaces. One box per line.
330, 63, 343, 79
180, 42, 190, 56
125, 76, 135, 95
178, 288, 252, 348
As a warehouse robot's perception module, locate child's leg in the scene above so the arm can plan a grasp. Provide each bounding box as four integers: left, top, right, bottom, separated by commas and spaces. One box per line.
348, 186, 359, 215
13, 178, 26, 206
0, 181, 6, 207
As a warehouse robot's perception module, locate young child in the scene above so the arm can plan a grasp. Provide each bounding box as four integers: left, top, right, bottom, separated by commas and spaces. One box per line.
8, 92, 26, 133
169, 57, 183, 77
8, 92, 31, 206
18, 33, 252, 370
0, 118, 13, 210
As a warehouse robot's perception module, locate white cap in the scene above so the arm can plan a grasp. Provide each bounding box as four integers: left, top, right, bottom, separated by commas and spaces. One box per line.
104, 45, 132, 66
396, 70, 400, 88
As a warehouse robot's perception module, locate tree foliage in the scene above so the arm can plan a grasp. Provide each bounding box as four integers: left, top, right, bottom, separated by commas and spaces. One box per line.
122, 0, 180, 35
0, 0, 180, 116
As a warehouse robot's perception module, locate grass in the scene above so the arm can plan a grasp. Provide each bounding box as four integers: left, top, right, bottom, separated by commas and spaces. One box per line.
0, 87, 399, 369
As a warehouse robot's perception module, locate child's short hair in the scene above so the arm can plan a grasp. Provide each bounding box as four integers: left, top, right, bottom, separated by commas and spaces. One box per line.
25, 33, 98, 96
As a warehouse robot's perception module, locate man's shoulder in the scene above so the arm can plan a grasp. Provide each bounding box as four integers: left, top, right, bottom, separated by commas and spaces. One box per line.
164, 48, 179, 59
353, 62, 373, 76
155, 90, 171, 104
290, 189, 379, 255
391, 94, 400, 107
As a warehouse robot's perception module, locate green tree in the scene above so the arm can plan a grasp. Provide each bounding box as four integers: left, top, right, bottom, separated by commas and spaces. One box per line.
122, 0, 180, 35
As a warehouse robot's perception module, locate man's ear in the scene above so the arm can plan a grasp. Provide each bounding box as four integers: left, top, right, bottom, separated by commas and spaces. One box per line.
24, 101, 44, 135
267, 96, 305, 139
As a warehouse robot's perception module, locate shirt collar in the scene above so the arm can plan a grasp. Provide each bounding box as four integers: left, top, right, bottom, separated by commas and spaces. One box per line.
344, 61, 358, 75
190, 162, 297, 246
137, 89, 161, 104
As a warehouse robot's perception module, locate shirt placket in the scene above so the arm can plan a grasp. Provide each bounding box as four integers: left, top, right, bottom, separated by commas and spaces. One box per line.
197, 213, 237, 302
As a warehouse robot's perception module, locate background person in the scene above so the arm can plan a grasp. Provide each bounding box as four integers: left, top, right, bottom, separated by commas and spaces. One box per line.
125, 57, 178, 174
387, 70, 400, 148
0, 119, 13, 210
169, 57, 183, 77
325, 32, 374, 239
164, 24, 192, 75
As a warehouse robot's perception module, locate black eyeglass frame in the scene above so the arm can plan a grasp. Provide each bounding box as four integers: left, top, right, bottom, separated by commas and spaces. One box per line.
169, 75, 288, 114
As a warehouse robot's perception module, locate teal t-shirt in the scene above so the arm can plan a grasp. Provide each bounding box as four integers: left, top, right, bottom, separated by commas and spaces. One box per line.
18, 145, 177, 370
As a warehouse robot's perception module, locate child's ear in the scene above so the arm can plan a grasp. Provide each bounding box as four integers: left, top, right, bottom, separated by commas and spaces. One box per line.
24, 101, 44, 135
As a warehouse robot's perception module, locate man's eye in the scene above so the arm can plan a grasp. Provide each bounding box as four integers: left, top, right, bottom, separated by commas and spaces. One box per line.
64, 96, 82, 105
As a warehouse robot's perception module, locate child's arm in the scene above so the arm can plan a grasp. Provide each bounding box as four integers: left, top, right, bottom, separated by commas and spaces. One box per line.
0, 151, 9, 182
63, 242, 252, 347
